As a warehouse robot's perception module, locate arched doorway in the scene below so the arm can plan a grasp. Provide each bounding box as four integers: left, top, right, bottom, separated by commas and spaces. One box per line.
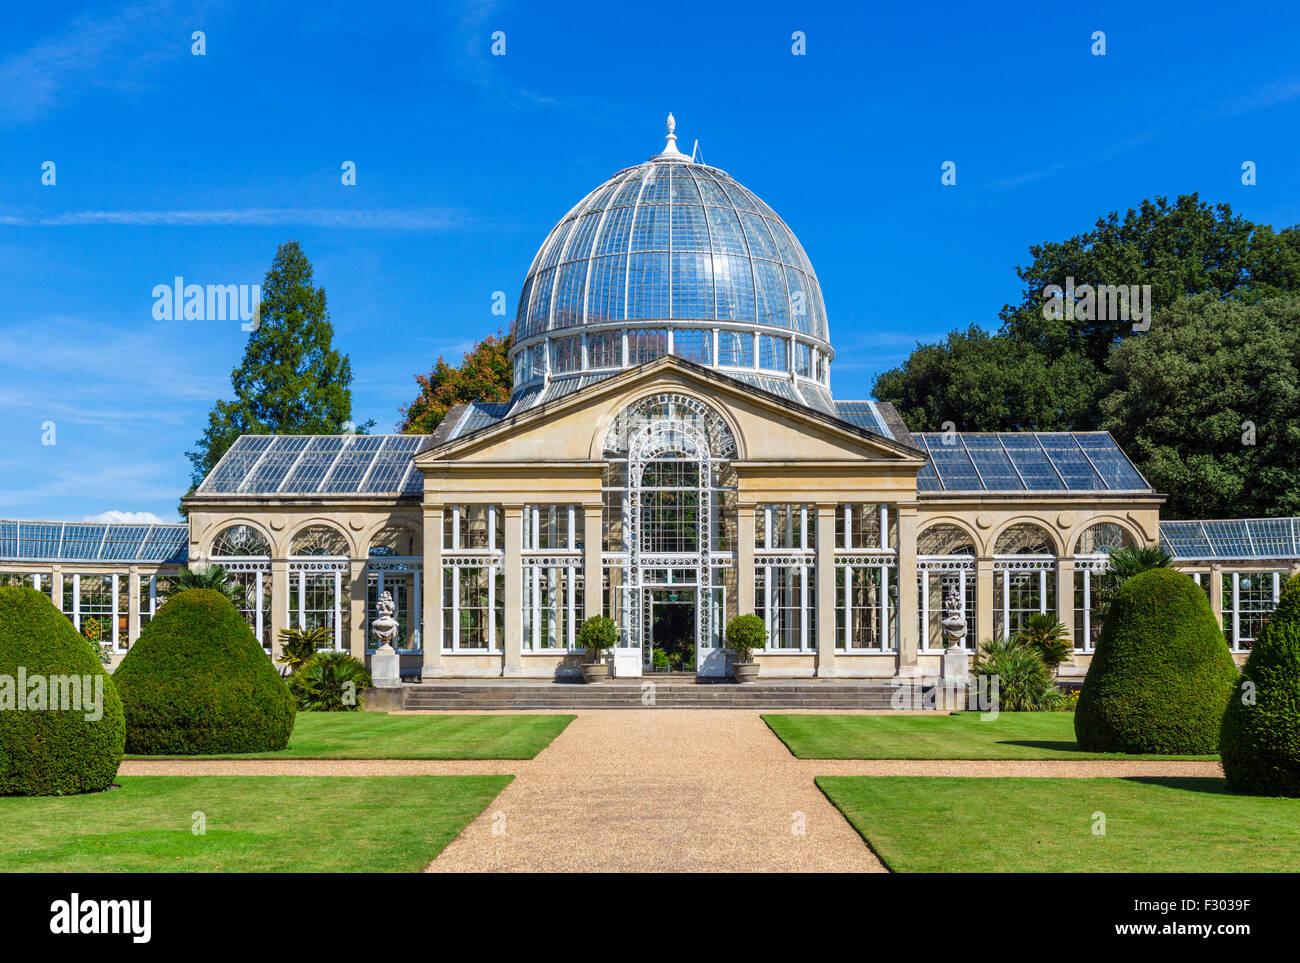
601, 393, 737, 676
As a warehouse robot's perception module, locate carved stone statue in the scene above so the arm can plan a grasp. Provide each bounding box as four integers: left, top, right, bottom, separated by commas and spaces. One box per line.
371, 590, 400, 648
940, 586, 968, 649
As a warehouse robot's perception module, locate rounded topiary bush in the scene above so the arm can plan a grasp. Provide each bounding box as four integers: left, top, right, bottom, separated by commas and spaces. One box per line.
1220, 574, 1300, 796
113, 588, 295, 754
0, 586, 125, 795
1075, 568, 1237, 753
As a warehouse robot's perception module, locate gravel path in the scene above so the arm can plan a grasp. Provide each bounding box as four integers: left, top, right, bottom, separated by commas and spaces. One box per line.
116, 711, 1224, 873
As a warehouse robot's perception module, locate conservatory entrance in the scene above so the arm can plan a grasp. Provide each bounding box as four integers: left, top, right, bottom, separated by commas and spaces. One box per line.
649, 587, 696, 672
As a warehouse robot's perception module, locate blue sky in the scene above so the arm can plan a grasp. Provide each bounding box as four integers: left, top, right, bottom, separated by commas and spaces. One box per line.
2, 0, 1299, 523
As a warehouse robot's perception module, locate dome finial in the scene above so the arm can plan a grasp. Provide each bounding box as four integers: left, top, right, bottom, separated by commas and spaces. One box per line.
659, 112, 684, 157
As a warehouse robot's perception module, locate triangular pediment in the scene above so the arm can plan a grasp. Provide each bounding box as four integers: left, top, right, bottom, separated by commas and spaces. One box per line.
414, 357, 926, 468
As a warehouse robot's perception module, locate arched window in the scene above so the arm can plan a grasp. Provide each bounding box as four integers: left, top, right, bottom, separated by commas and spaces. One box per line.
210, 524, 270, 557
995, 522, 1056, 556
918, 523, 976, 556
208, 525, 271, 651
918, 524, 976, 651
369, 525, 420, 557
1074, 522, 1133, 556
993, 522, 1057, 640
291, 525, 349, 557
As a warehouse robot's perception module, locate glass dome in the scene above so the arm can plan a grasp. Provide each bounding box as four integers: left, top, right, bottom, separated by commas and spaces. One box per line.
508, 117, 835, 414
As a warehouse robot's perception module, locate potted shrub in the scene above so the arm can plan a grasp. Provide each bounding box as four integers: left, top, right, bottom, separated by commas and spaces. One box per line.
577, 615, 617, 683
726, 614, 766, 683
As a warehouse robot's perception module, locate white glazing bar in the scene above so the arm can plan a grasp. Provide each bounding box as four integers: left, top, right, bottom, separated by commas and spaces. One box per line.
799, 564, 808, 650
255, 569, 264, 647
845, 565, 854, 650
531, 566, 541, 650
800, 506, 808, 551
920, 570, 929, 649
452, 505, 461, 551
567, 565, 576, 649
73, 573, 80, 630
111, 573, 120, 650
1002, 573, 1010, 638
880, 504, 888, 550
1232, 573, 1241, 650
489, 506, 497, 553
1083, 568, 1091, 650
297, 571, 305, 630
333, 569, 342, 649
568, 505, 576, 550
843, 504, 852, 550
451, 566, 460, 649
1039, 567, 1048, 614
1274, 571, 1281, 604
413, 568, 423, 650
880, 564, 888, 647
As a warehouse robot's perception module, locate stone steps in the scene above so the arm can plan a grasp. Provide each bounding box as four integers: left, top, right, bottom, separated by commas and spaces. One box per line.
399, 681, 915, 710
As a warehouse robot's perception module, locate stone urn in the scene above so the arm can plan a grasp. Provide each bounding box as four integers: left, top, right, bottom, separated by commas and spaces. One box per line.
939, 587, 970, 684
733, 660, 760, 684
370, 590, 402, 687
580, 662, 610, 683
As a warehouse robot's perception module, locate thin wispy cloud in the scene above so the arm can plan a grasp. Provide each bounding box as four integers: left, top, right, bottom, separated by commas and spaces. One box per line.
0, 208, 472, 229
0, 0, 215, 127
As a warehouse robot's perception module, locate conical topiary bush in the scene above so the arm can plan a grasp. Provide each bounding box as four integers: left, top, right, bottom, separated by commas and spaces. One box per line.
0, 586, 125, 795
113, 588, 295, 754
1220, 574, 1300, 796
1075, 568, 1237, 754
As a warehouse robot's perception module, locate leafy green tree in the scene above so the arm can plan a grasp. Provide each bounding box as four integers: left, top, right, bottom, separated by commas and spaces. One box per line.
398, 331, 513, 433
1100, 294, 1300, 518
872, 326, 1094, 432
183, 241, 372, 511
875, 194, 1300, 431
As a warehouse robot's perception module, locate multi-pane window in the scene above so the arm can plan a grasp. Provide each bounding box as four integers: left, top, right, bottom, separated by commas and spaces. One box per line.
917, 521, 975, 651
755, 564, 815, 650
758, 334, 788, 372
443, 564, 503, 651
672, 328, 712, 364
641, 461, 700, 554
1223, 571, 1284, 651
137, 574, 176, 637
754, 504, 816, 650
288, 566, 348, 648
793, 341, 812, 377
587, 330, 623, 369
627, 328, 668, 365
993, 523, 1057, 640
551, 335, 581, 373
836, 504, 897, 550
63, 574, 128, 652
443, 505, 502, 551
522, 504, 584, 651
756, 503, 816, 550
717, 329, 754, 368
838, 564, 897, 651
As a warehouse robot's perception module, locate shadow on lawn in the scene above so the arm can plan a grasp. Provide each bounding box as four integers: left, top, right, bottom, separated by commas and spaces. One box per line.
996, 740, 1093, 754
1123, 776, 1233, 796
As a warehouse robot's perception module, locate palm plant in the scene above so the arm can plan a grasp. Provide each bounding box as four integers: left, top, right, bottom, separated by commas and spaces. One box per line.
1095, 545, 1173, 615
174, 563, 246, 607
972, 636, 1061, 711
276, 625, 335, 673
1013, 614, 1072, 671
287, 651, 373, 711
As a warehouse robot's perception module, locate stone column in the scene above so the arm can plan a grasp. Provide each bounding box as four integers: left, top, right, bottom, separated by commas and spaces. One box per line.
127, 568, 141, 646
1209, 563, 1224, 629
421, 505, 444, 678
583, 501, 603, 619
737, 504, 755, 615
1056, 557, 1075, 646
896, 504, 919, 668
815, 503, 837, 677
270, 559, 289, 663
348, 558, 368, 662
502, 505, 524, 677
975, 556, 995, 643
50, 567, 63, 615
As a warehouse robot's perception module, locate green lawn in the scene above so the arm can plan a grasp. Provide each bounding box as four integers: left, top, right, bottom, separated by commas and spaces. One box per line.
126, 712, 574, 760
0, 775, 510, 872
818, 776, 1300, 872
764, 712, 1218, 760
